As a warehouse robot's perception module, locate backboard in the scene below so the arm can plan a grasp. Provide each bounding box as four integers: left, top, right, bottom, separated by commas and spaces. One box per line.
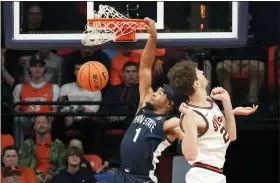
4, 1, 248, 49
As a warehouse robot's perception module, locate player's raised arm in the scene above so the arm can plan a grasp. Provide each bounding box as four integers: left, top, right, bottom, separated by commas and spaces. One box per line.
137, 18, 158, 111
210, 87, 237, 141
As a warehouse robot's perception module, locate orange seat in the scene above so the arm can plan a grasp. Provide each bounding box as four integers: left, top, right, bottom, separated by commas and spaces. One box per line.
1, 134, 15, 150
84, 154, 102, 171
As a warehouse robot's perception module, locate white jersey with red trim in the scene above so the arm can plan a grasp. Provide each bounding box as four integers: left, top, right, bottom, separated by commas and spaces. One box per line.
182, 98, 230, 169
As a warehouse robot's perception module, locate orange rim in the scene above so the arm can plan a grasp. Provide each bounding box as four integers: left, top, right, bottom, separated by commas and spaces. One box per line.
87, 18, 148, 29
85, 18, 148, 42
87, 18, 148, 24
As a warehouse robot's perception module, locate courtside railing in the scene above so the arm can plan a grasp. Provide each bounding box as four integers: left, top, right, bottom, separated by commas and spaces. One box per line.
9, 101, 137, 117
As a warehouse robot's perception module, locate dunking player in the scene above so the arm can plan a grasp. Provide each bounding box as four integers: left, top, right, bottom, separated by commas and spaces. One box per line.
167, 61, 258, 183
100, 18, 183, 183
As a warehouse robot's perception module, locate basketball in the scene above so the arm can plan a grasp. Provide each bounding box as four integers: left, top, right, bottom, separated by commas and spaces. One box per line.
77, 61, 109, 92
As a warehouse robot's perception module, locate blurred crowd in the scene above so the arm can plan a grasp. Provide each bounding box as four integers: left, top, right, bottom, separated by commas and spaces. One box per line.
1, 2, 279, 183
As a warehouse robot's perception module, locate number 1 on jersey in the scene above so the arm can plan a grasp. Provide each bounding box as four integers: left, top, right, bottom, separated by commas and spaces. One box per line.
133, 128, 142, 142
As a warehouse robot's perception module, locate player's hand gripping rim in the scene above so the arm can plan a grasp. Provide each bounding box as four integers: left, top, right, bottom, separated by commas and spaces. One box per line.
144, 17, 157, 39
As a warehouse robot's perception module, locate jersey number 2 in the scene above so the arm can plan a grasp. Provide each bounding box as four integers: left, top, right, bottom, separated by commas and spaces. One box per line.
133, 128, 142, 142
220, 126, 230, 143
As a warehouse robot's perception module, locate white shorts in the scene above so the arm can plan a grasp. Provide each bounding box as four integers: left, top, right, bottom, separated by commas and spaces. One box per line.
185, 167, 226, 183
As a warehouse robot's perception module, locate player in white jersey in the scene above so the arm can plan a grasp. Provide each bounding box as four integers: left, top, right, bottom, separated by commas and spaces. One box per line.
167, 61, 258, 183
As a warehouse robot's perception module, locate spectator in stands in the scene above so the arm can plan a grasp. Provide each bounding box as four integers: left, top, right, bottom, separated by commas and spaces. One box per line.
102, 62, 140, 129
22, 3, 45, 32
110, 49, 165, 86
61, 48, 111, 86
68, 139, 92, 171
19, 115, 66, 183
215, 12, 265, 104
2, 48, 21, 102
1, 145, 37, 183
55, 62, 101, 153
153, 47, 186, 88
216, 58, 264, 103
22, 49, 64, 86
2, 48, 21, 134
51, 146, 95, 183
59, 61, 102, 121
2, 166, 22, 183
13, 55, 60, 147
68, 138, 110, 182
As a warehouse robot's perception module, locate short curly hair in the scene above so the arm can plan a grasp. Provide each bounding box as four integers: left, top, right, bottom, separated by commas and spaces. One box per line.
167, 61, 198, 97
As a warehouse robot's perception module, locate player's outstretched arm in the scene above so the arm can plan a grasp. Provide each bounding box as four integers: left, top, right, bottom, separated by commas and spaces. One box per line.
137, 18, 158, 112
233, 105, 258, 116
179, 104, 199, 161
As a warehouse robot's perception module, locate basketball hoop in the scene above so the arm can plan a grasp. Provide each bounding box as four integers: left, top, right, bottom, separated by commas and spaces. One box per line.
82, 5, 148, 46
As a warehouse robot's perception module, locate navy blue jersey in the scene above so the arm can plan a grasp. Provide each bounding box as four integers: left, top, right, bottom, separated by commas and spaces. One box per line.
119, 106, 172, 183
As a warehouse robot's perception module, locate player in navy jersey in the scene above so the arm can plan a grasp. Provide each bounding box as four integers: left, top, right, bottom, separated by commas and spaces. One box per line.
99, 18, 184, 183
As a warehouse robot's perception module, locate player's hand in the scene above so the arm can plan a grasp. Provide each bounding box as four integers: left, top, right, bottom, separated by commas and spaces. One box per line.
210, 87, 231, 102
144, 17, 157, 39
179, 103, 190, 114
173, 126, 185, 140
233, 105, 258, 116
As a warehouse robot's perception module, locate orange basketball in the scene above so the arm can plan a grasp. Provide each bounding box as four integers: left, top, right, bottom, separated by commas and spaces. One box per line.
77, 61, 109, 92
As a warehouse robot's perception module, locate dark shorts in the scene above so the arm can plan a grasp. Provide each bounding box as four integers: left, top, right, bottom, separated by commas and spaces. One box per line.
98, 169, 154, 183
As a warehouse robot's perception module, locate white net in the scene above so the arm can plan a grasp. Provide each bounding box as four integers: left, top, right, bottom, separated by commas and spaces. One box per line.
82, 5, 147, 46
